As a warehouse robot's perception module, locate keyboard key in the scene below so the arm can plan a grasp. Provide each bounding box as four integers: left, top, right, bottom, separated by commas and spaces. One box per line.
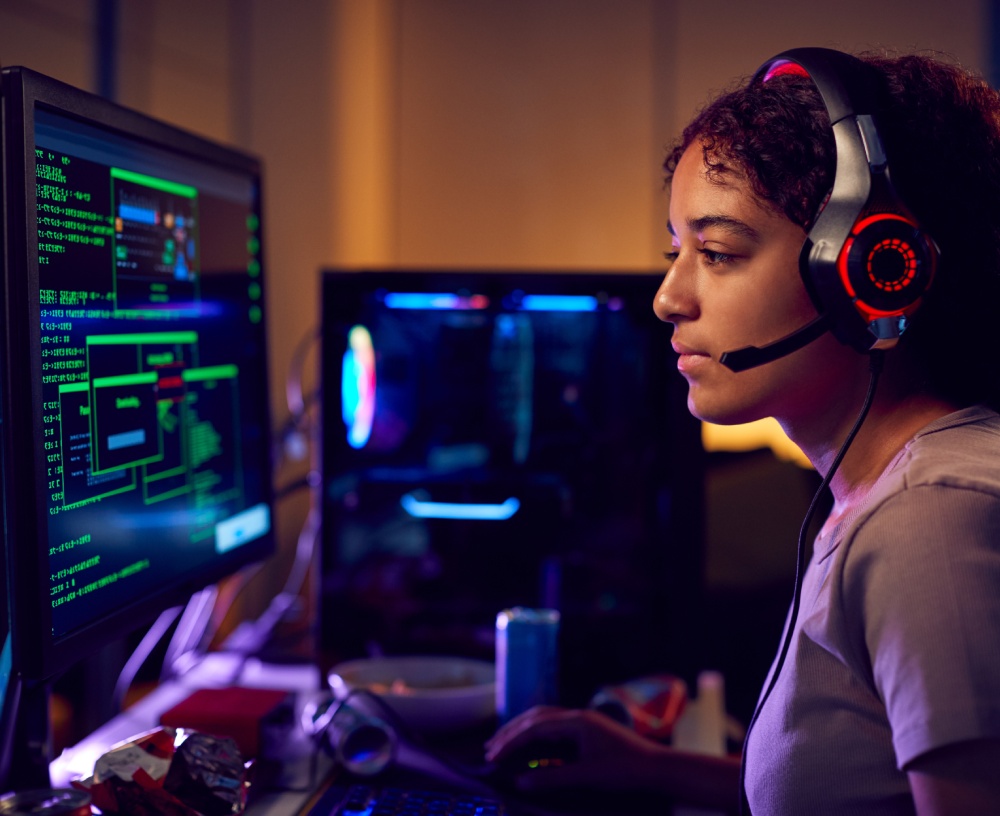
320, 783, 506, 816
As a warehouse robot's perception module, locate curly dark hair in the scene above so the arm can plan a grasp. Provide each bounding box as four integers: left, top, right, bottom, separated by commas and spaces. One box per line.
665, 52, 1000, 411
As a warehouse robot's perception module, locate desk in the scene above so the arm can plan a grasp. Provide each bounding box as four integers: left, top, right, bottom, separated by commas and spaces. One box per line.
50, 655, 715, 816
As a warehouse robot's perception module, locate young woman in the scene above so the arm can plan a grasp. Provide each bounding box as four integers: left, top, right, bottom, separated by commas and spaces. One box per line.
485, 49, 1000, 815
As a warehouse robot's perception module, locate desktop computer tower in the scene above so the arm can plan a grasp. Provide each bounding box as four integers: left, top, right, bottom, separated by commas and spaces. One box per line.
317, 269, 705, 706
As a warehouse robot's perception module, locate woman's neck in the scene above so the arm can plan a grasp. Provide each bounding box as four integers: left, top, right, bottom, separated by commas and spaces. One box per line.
789, 385, 960, 524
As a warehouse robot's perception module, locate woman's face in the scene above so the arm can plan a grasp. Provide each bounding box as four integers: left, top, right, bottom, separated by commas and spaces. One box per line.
654, 142, 861, 428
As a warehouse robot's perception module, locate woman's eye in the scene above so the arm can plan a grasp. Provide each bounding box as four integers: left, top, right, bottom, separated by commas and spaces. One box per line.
700, 248, 734, 265
662, 247, 736, 266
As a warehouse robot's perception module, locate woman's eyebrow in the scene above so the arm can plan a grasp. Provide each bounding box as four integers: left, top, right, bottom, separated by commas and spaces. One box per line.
688, 215, 762, 242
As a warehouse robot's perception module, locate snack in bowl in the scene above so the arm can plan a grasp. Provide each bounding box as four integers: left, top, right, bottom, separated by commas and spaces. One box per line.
328, 656, 496, 733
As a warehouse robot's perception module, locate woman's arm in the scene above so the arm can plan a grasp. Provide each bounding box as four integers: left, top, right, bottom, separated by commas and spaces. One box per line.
907, 738, 1000, 816
485, 706, 741, 811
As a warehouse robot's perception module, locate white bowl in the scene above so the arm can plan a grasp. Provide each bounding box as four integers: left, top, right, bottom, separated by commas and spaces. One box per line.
328, 655, 496, 734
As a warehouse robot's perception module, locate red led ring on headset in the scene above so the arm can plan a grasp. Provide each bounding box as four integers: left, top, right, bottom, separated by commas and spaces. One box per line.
837, 212, 933, 322
867, 237, 918, 293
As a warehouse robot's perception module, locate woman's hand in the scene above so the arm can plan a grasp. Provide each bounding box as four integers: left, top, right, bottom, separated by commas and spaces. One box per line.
485, 705, 742, 812
484, 705, 667, 794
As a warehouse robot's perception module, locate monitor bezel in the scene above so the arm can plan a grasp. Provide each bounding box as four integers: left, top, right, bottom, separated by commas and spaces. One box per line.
1, 66, 276, 682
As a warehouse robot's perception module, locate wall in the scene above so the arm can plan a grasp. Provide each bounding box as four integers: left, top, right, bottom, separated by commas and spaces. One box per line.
392, 1, 666, 268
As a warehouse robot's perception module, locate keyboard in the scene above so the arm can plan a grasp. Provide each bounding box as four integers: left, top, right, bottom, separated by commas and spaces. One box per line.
312, 783, 507, 816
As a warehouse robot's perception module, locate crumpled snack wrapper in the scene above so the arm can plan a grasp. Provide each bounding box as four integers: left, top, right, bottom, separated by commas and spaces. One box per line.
588, 673, 688, 741
72, 726, 249, 815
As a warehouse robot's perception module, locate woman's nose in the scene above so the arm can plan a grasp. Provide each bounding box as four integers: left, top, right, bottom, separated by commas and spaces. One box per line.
653, 257, 697, 324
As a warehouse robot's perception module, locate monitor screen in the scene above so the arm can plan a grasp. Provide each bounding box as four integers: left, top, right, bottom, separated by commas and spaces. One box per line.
1, 67, 275, 684
319, 269, 704, 701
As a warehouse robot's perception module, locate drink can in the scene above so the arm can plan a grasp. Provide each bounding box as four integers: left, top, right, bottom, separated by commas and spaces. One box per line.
495, 606, 560, 724
309, 698, 397, 776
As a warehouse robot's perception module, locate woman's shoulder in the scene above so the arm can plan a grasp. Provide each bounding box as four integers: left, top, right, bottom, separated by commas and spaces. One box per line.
833, 406, 1000, 549
889, 405, 1000, 494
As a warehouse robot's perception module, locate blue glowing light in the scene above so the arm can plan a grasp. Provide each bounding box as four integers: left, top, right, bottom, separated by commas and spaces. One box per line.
399, 493, 521, 521
118, 203, 158, 224
215, 503, 271, 554
517, 295, 598, 312
383, 292, 489, 310
342, 325, 376, 449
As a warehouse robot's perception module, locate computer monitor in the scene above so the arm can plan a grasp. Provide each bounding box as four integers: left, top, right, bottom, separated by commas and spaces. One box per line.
0, 67, 275, 781
319, 269, 705, 704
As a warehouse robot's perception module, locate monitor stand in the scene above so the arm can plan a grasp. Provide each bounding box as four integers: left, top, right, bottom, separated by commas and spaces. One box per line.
8, 678, 55, 789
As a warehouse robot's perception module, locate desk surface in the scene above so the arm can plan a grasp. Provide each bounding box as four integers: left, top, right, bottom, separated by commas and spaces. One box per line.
50, 654, 705, 816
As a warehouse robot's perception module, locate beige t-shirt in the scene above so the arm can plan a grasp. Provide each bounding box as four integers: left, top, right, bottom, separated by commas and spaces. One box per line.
744, 406, 1000, 815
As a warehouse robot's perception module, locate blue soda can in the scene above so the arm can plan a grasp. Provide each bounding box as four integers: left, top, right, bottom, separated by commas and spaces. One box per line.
495, 606, 560, 724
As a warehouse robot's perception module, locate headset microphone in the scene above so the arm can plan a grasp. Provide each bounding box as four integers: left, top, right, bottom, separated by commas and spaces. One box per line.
720, 315, 831, 372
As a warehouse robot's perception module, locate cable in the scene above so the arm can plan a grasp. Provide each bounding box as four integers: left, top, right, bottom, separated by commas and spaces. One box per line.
274, 472, 315, 500
112, 604, 183, 713
739, 351, 884, 814
161, 585, 219, 680
158, 469, 315, 680
275, 327, 319, 470
222, 313, 325, 656
217, 501, 321, 665
286, 326, 318, 420
251, 502, 320, 631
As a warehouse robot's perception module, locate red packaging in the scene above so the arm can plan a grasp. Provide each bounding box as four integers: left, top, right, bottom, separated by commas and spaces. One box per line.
71, 727, 248, 815
588, 674, 687, 741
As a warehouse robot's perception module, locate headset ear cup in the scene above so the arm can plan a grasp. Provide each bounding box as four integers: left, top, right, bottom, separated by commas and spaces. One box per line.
839, 214, 936, 319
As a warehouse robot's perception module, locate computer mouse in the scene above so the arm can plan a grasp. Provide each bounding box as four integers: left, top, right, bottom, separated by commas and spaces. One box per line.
486, 737, 580, 786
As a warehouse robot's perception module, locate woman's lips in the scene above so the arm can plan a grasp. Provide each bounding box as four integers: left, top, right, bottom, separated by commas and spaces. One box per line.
672, 342, 712, 374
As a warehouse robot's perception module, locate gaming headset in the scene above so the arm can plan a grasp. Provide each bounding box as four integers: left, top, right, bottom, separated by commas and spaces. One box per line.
719, 47, 939, 373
